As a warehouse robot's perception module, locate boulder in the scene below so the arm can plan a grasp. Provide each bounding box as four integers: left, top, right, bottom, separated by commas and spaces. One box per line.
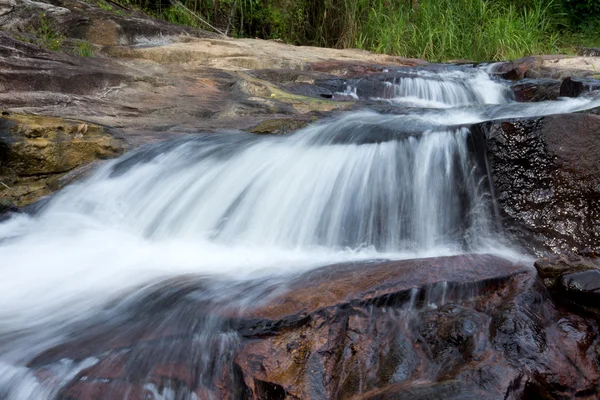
559, 77, 600, 98
0, 113, 125, 205
26, 254, 600, 399
482, 112, 600, 255
490, 57, 540, 81
511, 79, 561, 102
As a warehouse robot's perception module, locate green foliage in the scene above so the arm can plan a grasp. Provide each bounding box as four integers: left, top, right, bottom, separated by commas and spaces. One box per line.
105, 0, 597, 61
35, 13, 65, 51
349, 0, 559, 61
561, 0, 600, 31
71, 41, 95, 57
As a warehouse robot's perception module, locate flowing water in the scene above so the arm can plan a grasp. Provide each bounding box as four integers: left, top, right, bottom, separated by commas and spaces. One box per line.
1, 67, 600, 399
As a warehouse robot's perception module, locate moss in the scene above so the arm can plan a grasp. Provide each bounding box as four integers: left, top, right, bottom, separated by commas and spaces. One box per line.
0, 114, 124, 206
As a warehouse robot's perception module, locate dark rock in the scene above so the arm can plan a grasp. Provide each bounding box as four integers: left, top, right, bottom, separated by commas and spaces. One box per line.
0, 197, 17, 215
482, 112, 600, 255
577, 47, 600, 57
511, 79, 561, 102
25, 254, 600, 399
0, 32, 129, 100
560, 77, 600, 98
490, 57, 540, 80
535, 254, 600, 313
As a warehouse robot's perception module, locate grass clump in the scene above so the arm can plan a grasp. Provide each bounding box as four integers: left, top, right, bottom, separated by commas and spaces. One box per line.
35, 13, 65, 51
70, 41, 95, 57
350, 0, 559, 61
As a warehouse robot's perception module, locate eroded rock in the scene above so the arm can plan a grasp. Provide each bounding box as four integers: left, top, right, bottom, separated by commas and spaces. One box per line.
0, 113, 124, 205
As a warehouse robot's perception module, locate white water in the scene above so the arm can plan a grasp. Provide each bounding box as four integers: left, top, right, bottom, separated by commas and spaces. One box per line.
382, 69, 512, 107
337, 68, 512, 107
1, 67, 600, 399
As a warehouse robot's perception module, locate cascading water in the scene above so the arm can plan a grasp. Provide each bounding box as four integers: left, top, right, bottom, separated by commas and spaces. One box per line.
335, 68, 512, 108
1, 66, 600, 399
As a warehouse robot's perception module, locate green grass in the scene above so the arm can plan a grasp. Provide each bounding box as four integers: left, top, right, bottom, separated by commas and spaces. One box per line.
36, 13, 65, 51
71, 41, 95, 57
349, 0, 560, 61
89, 0, 599, 62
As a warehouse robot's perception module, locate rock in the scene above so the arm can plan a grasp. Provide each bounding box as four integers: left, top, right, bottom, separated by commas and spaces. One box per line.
0, 113, 125, 205
560, 77, 600, 98
482, 112, 600, 255
249, 118, 313, 135
0, 32, 129, 101
0, 197, 17, 214
490, 56, 540, 80
535, 254, 600, 313
26, 254, 600, 399
0, 0, 214, 46
511, 78, 561, 102
576, 47, 600, 57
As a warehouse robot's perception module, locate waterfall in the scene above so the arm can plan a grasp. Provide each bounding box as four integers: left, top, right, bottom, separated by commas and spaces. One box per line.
29, 120, 492, 253
337, 69, 513, 108
1, 66, 600, 399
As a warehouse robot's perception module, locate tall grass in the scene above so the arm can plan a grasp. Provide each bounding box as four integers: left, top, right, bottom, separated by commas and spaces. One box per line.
126, 0, 562, 61
350, 0, 560, 61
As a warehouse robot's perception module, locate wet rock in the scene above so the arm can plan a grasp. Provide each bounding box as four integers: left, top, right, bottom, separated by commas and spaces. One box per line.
482, 112, 600, 255
511, 79, 561, 102
559, 77, 600, 98
25, 254, 600, 399
0, 32, 129, 103
490, 57, 540, 80
535, 254, 600, 312
249, 118, 313, 135
0, 113, 124, 205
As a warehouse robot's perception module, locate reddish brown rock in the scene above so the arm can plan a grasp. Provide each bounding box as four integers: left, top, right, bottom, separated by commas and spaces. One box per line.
25, 254, 600, 399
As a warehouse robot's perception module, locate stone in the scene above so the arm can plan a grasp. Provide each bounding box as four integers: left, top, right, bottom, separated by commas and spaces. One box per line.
535, 254, 600, 312
490, 56, 540, 80
482, 112, 600, 255
511, 78, 561, 102
0, 113, 125, 205
26, 254, 600, 399
249, 118, 312, 135
560, 77, 600, 98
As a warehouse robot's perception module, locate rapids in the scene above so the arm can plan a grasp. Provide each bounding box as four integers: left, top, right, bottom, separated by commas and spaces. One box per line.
1, 66, 600, 399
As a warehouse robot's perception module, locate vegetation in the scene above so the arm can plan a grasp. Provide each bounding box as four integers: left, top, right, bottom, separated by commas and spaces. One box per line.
35, 13, 65, 51
32, 0, 600, 61
70, 40, 95, 57
20, 14, 95, 57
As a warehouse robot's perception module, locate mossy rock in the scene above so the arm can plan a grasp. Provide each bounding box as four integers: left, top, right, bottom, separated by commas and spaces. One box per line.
0, 113, 125, 205
249, 118, 312, 135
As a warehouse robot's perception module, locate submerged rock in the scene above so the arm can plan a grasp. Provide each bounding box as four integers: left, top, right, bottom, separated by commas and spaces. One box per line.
482, 111, 600, 255
0, 113, 124, 205
25, 254, 600, 399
